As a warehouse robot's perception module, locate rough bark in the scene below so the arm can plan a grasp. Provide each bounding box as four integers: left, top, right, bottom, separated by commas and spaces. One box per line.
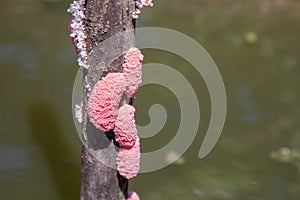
81, 0, 136, 199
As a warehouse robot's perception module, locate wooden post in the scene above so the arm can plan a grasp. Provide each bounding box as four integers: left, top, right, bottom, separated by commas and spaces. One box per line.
81, 0, 136, 199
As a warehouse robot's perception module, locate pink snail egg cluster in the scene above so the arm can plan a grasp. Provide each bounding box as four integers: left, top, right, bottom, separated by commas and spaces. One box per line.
123, 47, 143, 98
88, 73, 126, 132
127, 191, 140, 200
87, 47, 144, 181
67, 0, 88, 69
117, 136, 140, 179
115, 105, 137, 148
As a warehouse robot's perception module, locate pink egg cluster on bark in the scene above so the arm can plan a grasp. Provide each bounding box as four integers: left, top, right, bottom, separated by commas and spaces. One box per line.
115, 105, 137, 148
123, 47, 144, 98
117, 136, 140, 179
88, 73, 126, 132
87, 47, 144, 180
127, 191, 140, 200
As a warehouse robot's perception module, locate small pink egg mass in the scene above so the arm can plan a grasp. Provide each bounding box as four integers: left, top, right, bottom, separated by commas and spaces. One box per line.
123, 47, 144, 98
114, 104, 137, 148
117, 136, 140, 179
127, 191, 140, 200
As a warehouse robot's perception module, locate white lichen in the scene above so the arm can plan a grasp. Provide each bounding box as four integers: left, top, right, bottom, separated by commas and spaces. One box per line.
67, 0, 88, 69
133, 0, 154, 19
136, 0, 153, 8
74, 101, 83, 123
84, 75, 91, 92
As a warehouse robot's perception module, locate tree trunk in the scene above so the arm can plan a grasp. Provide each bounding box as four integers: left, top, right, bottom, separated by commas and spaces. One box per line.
81, 0, 135, 199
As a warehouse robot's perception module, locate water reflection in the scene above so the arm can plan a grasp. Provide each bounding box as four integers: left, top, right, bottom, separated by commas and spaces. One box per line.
27, 102, 80, 200
0, 146, 29, 172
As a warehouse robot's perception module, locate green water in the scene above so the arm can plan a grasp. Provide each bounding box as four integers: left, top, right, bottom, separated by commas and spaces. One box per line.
1, 0, 300, 199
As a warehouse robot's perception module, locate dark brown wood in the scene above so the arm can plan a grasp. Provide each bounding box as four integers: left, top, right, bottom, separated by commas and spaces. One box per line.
81, 0, 136, 199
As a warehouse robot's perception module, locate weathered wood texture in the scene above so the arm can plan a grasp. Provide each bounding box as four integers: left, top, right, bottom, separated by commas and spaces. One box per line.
81, 0, 135, 199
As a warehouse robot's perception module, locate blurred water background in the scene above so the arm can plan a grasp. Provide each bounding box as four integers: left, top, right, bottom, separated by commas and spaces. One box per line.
0, 0, 300, 199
